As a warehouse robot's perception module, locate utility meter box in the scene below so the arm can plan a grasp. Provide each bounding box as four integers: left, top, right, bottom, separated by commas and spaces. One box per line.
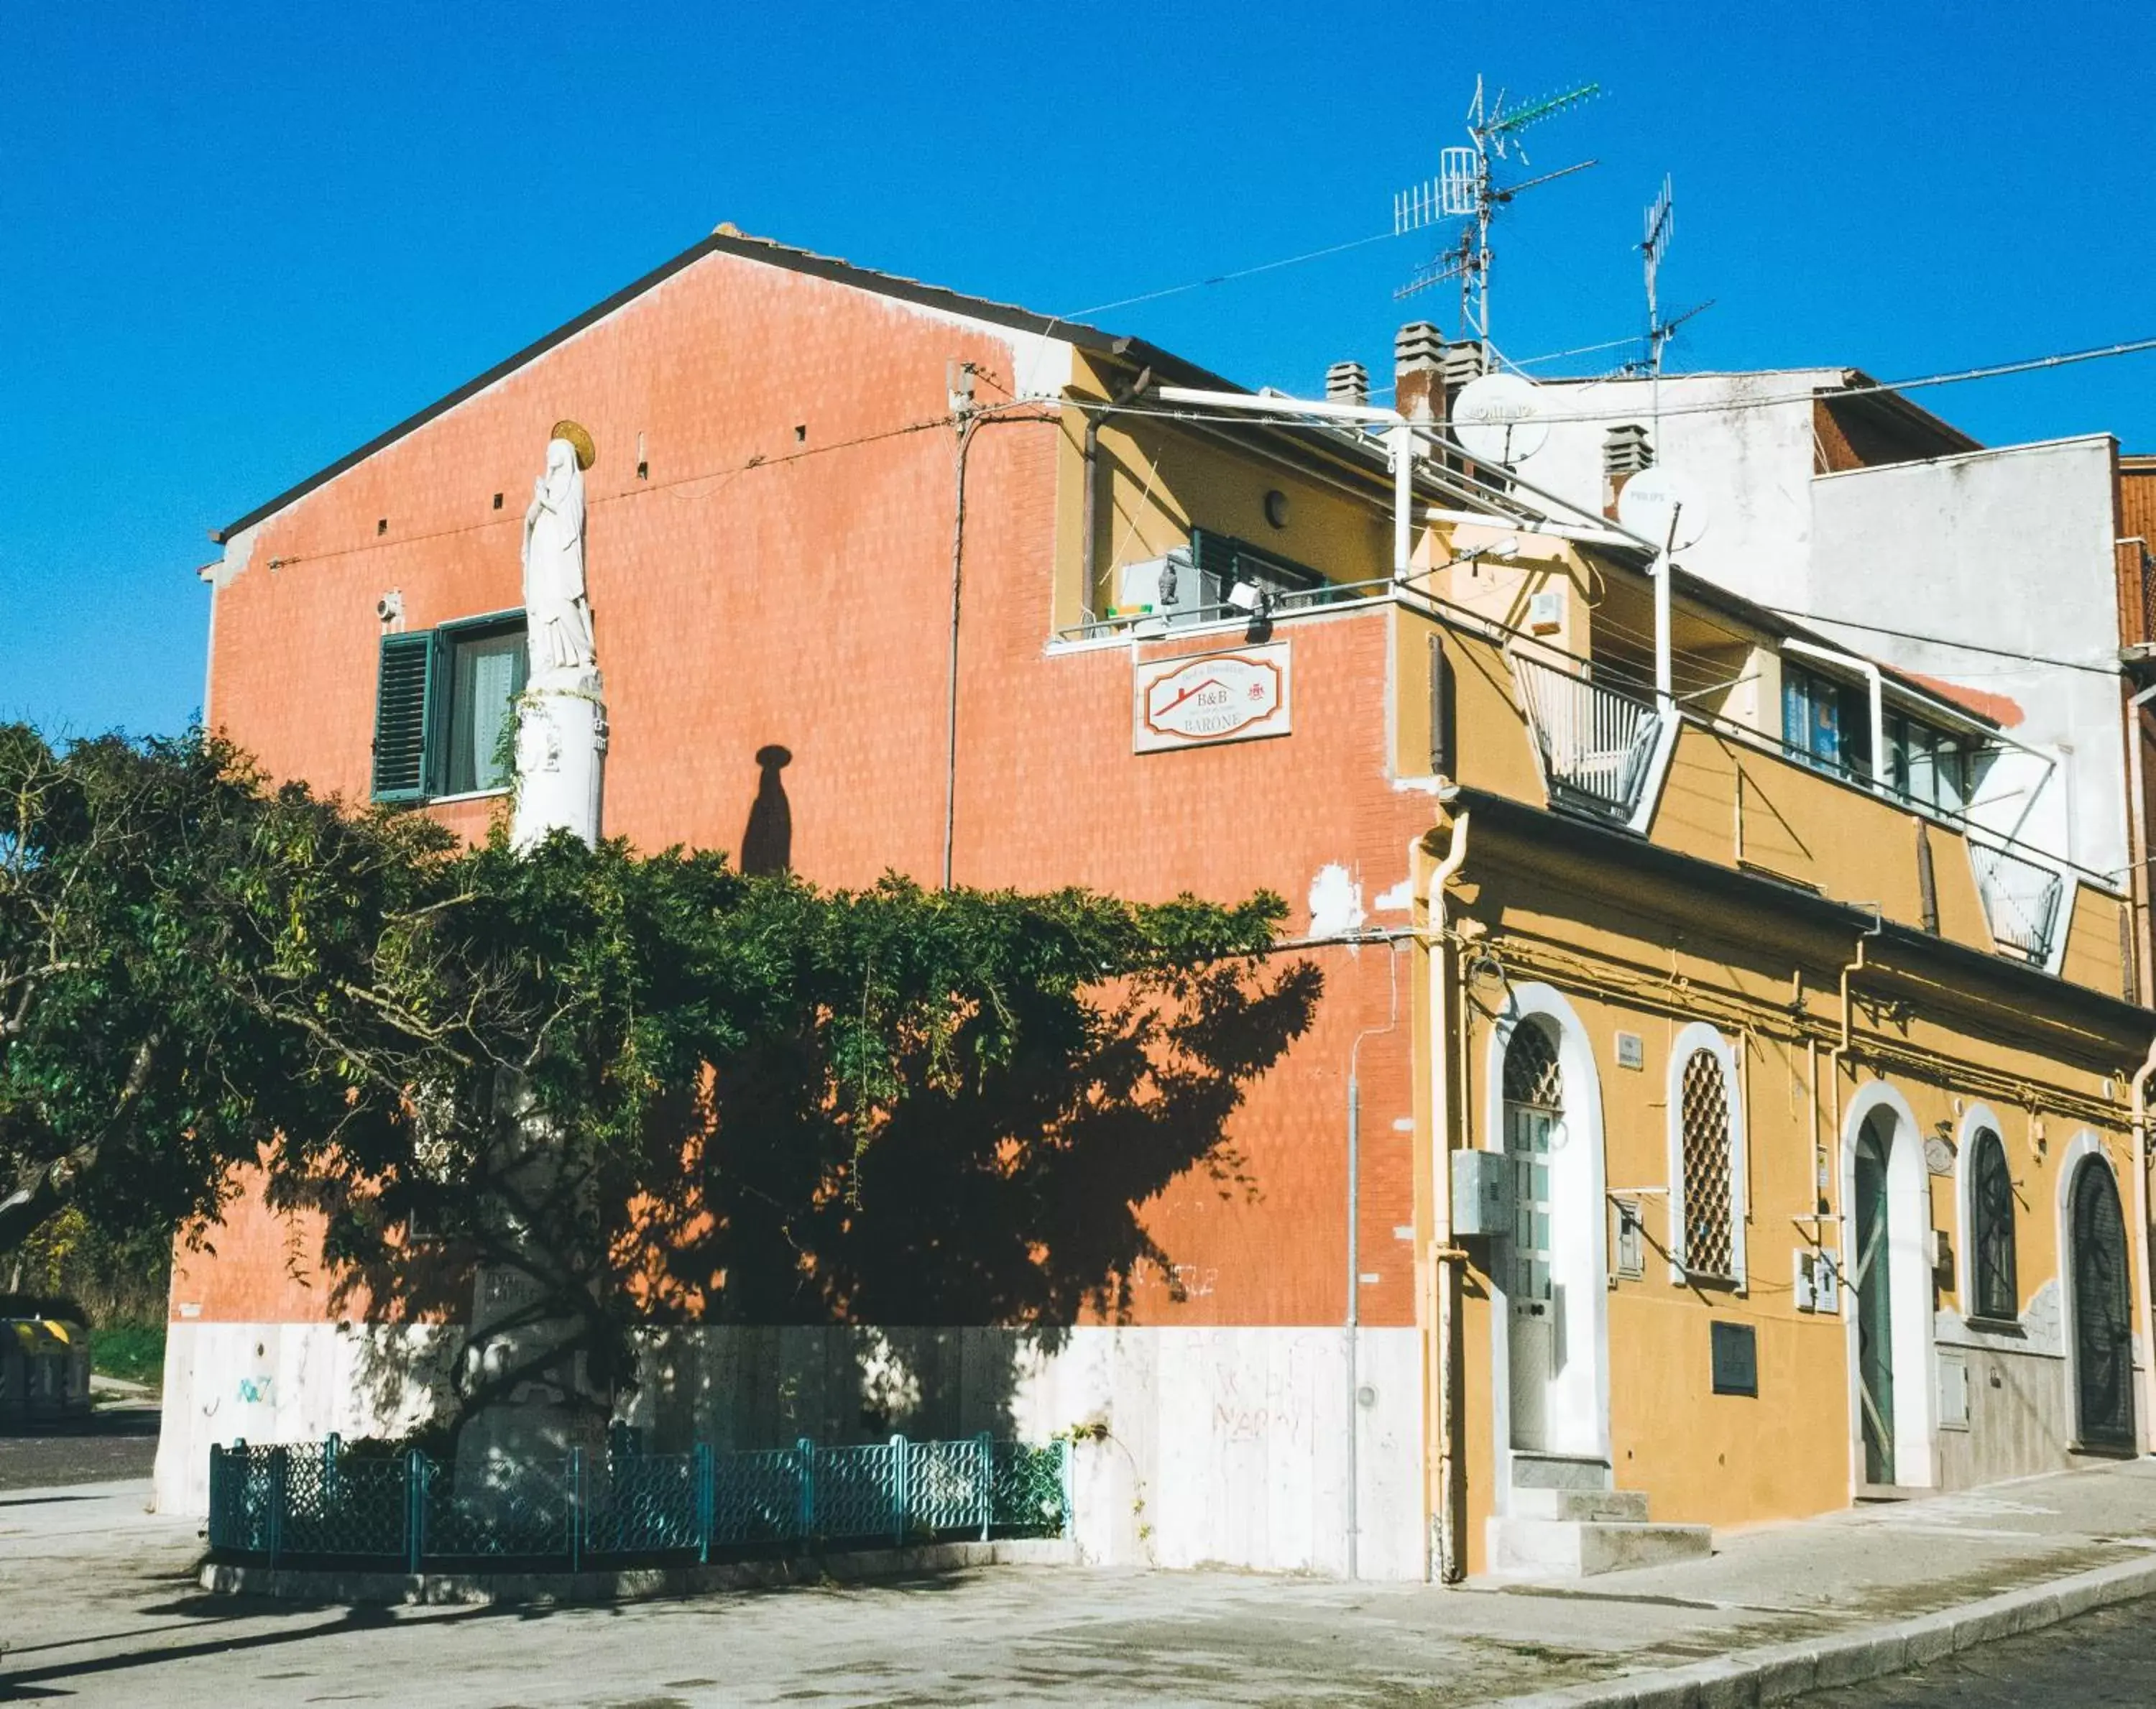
1452, 1149, 1514, 1239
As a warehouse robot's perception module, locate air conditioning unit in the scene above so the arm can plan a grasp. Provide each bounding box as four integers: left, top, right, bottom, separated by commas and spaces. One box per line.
1112, 549, 1200, 634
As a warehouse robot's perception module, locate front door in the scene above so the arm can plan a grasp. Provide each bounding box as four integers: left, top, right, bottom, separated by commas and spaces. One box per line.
1853, 1119, 1896, 1485
1502, 1020, 1564, 1452
2071, 1161, 2136, 1450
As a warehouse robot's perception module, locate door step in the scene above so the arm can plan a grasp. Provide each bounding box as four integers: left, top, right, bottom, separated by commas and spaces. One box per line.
1488, 1516, 1713, 1577
1508, 1452, 1614, 1491
1509, 1485, 1649, 1523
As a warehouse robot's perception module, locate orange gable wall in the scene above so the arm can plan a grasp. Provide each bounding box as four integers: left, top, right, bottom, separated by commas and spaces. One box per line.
193, 249, 1433, 1333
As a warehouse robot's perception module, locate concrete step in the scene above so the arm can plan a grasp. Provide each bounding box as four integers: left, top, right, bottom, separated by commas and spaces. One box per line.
1488, 1516, 1715, 1578
1508, 1485, 1650, 1523
1508, 1452, 1613, 1491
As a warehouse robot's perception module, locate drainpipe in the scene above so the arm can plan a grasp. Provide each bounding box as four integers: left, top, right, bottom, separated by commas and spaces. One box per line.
1423, 813, 1472, 1583
2125, 682, 2156, 1005
1784, 638, 1887, 788
1345, 952, 1402, 1581
1078, 364, 1154, 622
2131, 1036, 2156, 1444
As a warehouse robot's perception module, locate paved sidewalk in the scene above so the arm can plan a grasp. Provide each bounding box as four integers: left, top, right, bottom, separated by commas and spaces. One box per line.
3, 1461, 2155, 1705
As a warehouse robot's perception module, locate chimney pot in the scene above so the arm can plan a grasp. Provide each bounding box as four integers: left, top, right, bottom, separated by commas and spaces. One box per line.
1325, 361, 1370, 407
1604, 423, 1654, 479
1441, 341, 1488, 392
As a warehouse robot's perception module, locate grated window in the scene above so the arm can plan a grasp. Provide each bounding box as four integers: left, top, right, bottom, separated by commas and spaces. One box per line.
1502, 1020, 1563, 1110
1680, 1048, 1736, 1281
1970, 1128, 2017, 1322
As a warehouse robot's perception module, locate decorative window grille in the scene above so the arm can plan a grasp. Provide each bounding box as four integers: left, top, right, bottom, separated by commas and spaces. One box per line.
1503, 1019, 1563, 1109
1968, 1128, 2018, 1322
1678, 1047, 1737, 1282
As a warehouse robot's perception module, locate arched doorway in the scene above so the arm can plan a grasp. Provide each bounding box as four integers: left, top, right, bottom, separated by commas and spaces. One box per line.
1501, 1017, 1563, 1451
2068, 1156, 2136, 1451
1852, 1113, 1897, 1483
1841, 1088, 1934, 1491
1488, 989, 1610, 1468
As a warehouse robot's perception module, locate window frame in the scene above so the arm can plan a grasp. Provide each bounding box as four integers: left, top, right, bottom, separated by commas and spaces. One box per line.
369, 608, 528, 806
1958, 1107, 2021, 1330
1665, 1021, 1749, 1290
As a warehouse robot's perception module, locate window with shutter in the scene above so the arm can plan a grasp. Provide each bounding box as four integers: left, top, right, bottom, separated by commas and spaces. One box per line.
372, 630, 442, 803
1666, 1024, 1748, 1289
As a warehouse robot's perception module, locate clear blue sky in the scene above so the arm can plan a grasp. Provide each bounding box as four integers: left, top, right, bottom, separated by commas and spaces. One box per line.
7, 2, 2155, 737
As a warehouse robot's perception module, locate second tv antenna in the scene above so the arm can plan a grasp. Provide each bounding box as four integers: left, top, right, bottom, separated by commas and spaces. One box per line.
1392, 74, 1600, 346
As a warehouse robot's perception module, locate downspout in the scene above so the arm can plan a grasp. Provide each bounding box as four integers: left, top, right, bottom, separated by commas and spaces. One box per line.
1424, 813, 1472, 1583
1828, 907, 1884, 1220
2126, 682, 2156, 1005
1345, 950, 1402, 1580
940, 412, 980, 890
1078, 364, 1155, 623
2131, 1036, 2156, 1444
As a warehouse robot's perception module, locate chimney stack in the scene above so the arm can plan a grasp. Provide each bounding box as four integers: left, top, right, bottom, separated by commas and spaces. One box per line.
1393, 322, 1447, 422
1325, 360, 1370, 409
1603, 423, 1654, 515
1441, 340, 1488, 395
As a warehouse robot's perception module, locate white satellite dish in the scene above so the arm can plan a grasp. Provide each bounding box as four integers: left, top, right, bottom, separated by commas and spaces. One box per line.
1616, 465, 1709, 553
1450, 372, 1550, 466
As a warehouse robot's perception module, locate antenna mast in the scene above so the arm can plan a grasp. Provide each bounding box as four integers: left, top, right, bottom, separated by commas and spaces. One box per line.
1393, 74, 1601, 348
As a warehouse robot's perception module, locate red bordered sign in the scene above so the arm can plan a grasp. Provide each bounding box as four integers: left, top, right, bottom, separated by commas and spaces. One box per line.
1133, 642, 1292, 752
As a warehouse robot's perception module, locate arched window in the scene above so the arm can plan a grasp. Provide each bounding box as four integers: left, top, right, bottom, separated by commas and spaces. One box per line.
1501, 1020, 1563, 1304
1967, 1127, 2017, 1323
1677, 1047, 1736, 1281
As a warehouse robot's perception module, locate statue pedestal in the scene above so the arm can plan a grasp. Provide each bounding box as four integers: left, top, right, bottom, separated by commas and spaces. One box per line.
512, 666, 607, 850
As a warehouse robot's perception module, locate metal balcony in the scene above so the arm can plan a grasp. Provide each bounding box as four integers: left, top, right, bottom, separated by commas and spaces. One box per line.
1968, 842, 2066, 966
1512, 653, 1666, 826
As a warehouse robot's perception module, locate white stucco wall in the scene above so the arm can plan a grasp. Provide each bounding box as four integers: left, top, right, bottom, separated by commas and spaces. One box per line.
154, 1320, 1429, 1581
1811, 436, 2124, 877
1534, 372, 1837, 609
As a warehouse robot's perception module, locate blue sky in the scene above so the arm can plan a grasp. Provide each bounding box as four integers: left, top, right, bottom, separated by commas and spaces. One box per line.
7, 2, 2155, 737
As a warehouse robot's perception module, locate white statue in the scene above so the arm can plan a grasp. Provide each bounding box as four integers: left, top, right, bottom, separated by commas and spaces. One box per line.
522, 433, 596, 678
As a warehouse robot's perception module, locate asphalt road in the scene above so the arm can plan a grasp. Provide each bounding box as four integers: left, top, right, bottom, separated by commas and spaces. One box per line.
1797, 1593, 2156, 1707
0, 1404, 159, 1491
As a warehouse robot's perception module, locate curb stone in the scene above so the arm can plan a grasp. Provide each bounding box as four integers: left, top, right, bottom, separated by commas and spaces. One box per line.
199, 1536, 1074, 1607
1477, 1550, 2156, 1709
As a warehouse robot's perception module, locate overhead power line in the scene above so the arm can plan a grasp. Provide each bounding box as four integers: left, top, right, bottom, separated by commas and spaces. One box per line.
1760, 608, 2120, 677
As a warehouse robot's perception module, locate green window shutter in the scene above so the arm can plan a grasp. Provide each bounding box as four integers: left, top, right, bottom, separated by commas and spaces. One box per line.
371, 630, 443, 803
1187, 528, 1240, 607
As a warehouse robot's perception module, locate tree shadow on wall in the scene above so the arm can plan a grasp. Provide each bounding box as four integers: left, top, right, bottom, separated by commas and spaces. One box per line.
627, 941, 1325, 1450
307, 867, 1321, 1461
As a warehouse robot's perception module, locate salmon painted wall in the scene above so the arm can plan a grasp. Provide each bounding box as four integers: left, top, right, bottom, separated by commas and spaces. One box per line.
190, 248, 1437, 1335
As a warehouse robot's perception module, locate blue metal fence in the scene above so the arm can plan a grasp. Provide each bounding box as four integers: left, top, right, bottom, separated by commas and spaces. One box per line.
206, 1431, 1071, 1571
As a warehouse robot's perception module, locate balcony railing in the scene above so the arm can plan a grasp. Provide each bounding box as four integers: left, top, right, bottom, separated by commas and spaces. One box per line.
1968, 842, 2066, 966
1513, 653, 1666, 825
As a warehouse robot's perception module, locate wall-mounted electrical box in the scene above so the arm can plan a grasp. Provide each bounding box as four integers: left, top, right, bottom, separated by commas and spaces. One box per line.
1452, 1149, 1513, 1238
1527, 587, 1565, 635
1794, 1248, 1841, 1314
1938, 1352, 1971, 1431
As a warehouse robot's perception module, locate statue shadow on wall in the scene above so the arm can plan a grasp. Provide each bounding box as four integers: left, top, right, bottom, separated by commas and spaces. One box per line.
740, 745, 793, 877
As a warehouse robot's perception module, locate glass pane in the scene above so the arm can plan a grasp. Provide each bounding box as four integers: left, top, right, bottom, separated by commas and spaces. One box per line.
1886, 714, 1911, 796
445, 630, 527, 795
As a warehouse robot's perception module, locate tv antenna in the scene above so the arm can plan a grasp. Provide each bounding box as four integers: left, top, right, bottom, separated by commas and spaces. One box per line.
1393, 75, 1601, 347
1625, 175, 1715, 384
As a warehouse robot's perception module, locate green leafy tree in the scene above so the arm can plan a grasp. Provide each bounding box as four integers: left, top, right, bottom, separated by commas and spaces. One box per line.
0, 724, 448, 1263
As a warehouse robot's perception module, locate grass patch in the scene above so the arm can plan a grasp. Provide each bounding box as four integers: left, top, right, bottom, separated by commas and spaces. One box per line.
92, 1319, 166, 1387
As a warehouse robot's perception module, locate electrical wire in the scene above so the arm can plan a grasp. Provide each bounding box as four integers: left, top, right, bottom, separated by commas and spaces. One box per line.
1057, 229, 1407, 321
1757, 609, 2121, 678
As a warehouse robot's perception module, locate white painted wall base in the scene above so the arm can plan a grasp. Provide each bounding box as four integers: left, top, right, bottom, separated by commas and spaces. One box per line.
154, 1322, 1429, 1581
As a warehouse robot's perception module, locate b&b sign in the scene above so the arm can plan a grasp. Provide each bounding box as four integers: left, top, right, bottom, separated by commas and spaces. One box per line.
1133, 642, 1292, 753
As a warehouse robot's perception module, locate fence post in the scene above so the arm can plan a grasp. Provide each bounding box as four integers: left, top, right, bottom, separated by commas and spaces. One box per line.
1057, 1437, 1074, 1540
975, 1432, 993, 1542
268, 1445, 288, 1570
891, 1433, 909, 1549
324, 1431, 340, 1511
406, 1450, 425, 1577
796, 1437, 816, 1543
568, 1447, 584, 1575
694, 1443, 713, 1565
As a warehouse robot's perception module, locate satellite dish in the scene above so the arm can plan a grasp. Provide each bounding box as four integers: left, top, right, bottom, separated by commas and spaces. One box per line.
1450, 372, 1550, 466
1616, 465, 1709, 553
